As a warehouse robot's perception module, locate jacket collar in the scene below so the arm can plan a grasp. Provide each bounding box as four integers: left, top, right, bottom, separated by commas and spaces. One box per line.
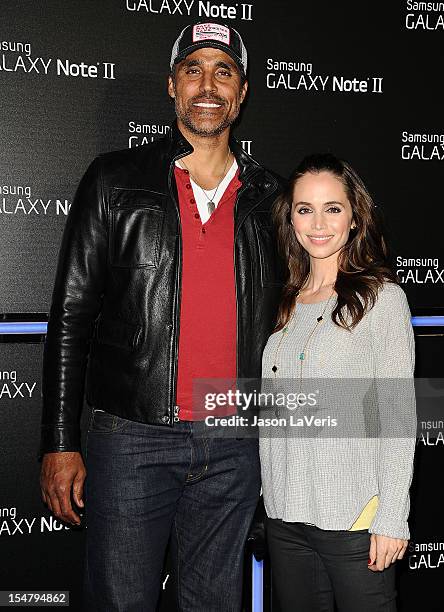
137, 121, 278, 214
165, 120, 193, 162
166, 120, 262, 183
166, 121, 279, 231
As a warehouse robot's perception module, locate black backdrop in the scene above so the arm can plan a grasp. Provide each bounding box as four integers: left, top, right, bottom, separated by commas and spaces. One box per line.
1, 1, 443, 610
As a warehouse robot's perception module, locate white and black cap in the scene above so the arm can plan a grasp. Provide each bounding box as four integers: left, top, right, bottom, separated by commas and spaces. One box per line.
170, 22, 248, 77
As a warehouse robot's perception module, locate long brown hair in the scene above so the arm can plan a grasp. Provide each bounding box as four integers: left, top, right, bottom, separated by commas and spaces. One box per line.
273, 153, 397, 331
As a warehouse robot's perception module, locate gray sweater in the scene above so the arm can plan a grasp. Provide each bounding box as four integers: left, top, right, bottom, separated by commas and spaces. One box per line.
259, 281, 416, 540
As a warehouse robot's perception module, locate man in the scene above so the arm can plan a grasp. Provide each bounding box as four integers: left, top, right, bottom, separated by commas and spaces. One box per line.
40, 21, 284, 611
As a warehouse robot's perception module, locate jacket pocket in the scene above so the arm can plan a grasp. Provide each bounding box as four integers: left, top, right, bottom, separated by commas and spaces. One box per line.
95, 315, 142, 351
110, 189, 164, 268
253, 212, 285, 288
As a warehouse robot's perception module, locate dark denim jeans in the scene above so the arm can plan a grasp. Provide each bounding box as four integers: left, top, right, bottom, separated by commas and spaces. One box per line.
267, 518, 397, 612
83, 409, 260, 612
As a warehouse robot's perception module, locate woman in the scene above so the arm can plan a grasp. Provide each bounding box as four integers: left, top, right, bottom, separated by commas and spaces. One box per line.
259, 153, 416, 612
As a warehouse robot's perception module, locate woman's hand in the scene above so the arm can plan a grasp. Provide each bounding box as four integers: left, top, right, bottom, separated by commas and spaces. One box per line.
368, 534, 408, 571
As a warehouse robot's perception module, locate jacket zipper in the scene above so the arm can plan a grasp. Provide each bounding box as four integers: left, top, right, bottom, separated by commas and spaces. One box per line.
167, 150, 190, 425
233, 173, 278, 381
173, 405, 180, 423
233, 181, 250, 381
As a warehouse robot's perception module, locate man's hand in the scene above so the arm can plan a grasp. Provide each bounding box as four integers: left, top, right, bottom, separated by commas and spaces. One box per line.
368, 533, 408, 572
40, 452, 86, 526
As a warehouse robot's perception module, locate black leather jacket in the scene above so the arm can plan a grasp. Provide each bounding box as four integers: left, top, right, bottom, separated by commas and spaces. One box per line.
40, 122, 286, 454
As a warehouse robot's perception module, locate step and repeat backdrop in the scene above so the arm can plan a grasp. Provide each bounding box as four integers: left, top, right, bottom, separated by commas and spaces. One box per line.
1, 1, 443, 610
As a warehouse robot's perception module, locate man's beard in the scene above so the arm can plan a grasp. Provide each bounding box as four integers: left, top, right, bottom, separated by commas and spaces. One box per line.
175, 94, 241, 137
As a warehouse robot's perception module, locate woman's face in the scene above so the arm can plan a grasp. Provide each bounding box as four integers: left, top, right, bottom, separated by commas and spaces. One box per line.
291, 171, 354, 261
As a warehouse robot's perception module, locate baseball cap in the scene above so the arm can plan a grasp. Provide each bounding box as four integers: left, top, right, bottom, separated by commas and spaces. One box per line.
170, 22, 248, 77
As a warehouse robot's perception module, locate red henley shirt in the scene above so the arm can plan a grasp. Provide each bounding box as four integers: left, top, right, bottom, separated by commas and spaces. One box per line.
174, 165, 241, 420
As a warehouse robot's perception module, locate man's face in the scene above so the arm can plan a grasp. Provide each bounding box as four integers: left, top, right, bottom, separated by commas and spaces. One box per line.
168, 47, 248, 137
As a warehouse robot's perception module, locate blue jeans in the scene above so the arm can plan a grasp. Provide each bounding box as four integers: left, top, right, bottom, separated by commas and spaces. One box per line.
84, 409, 260, 612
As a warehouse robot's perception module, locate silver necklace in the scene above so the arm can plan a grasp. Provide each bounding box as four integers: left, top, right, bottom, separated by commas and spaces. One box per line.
180, 150, 232, 216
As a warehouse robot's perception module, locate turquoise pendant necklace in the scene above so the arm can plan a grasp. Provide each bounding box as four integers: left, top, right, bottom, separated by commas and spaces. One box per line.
272, 289, 336, 385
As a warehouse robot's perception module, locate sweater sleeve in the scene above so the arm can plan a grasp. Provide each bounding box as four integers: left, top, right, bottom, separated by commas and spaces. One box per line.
368, 282, 416, 540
